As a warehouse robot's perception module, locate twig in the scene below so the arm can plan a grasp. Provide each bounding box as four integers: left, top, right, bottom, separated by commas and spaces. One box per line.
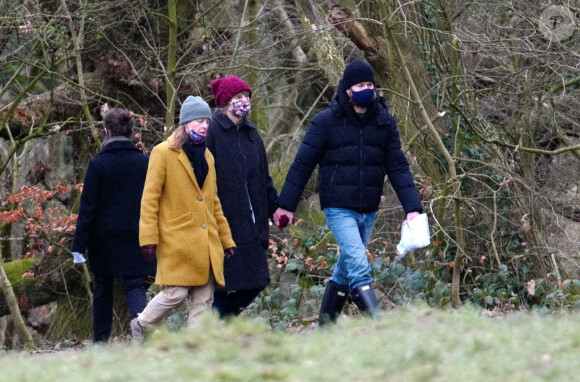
551, 253, 562, 289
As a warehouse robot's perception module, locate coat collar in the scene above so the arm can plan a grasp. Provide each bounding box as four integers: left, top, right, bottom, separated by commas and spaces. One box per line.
164, 132, 204, 191
212, 110, 258, 131
99, 139, 140, 154
177, 150, 202, 192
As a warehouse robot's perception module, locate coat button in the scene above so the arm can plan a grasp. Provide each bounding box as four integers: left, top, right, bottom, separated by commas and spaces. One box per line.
198, 196, 203, 201
201, 224, 207, 229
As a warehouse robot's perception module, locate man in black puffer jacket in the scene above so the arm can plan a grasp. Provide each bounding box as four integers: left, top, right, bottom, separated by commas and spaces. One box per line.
274, 60, 423, 325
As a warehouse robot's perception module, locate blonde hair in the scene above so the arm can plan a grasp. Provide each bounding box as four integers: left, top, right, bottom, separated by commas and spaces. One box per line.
168, 125, 189, 149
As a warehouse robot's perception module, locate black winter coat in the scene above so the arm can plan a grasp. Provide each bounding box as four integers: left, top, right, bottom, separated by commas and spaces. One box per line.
207, 111, 279, 291
278, 80, 423, 214
72, 139, 156, 277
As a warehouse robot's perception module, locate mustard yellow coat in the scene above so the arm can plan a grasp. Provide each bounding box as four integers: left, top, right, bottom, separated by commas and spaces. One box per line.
139, 135, 235, 287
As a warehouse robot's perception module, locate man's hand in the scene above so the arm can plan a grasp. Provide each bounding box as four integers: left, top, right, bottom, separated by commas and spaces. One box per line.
273, 207, 295, 231
405, 211, 421, 223
142, 245, 157, 261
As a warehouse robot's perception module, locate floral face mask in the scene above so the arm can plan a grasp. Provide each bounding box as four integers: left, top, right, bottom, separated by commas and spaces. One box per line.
186, 129, 205, 144
228, 99, 251, 118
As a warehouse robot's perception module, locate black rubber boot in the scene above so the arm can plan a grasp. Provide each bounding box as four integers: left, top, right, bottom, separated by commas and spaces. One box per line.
351, 284, 378, 316
318, 280, 349, 326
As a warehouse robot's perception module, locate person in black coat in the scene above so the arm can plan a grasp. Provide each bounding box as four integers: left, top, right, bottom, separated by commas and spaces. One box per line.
72, 108, 156, 343
207, 76, 279, 317
274, 60, 423, 324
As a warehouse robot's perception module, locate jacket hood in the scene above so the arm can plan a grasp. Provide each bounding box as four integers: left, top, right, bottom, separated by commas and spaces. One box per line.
330, 79, 352, 116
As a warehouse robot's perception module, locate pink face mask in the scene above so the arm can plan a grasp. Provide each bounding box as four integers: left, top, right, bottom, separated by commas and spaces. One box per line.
228, 99, 251, 118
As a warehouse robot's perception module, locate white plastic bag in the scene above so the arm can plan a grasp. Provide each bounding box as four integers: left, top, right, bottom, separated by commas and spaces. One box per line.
396, 213, 430, 257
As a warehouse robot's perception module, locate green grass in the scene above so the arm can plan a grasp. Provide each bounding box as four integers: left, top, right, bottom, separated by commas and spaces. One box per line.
2, 305, 580, 381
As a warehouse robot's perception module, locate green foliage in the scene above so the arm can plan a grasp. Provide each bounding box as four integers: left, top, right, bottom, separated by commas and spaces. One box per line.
261, 227, 579, 324
527, 278, 580, 312
165, 311, 187, 331
467, 264, 521, 308
375, 259, 454, 307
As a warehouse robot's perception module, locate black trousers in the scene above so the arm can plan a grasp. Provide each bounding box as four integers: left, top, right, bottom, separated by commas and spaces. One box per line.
92, 274, 148, 343
212, 287, 264, 318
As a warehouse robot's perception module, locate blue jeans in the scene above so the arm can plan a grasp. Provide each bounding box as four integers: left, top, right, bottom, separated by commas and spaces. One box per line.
92, 274, 148, 343
324, 208, 376, 290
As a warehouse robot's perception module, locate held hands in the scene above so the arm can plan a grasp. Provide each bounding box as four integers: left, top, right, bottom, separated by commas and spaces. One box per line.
141, 245, 157, 261
273, 207, 295, 231
224, 247, 236, 260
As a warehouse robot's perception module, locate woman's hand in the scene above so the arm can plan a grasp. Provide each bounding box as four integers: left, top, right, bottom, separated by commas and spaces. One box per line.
273, 207, 295, 231
224, 247, 236, 259
141, 245, 157, 261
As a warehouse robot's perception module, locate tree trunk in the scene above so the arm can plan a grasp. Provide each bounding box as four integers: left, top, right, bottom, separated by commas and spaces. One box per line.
164, 0, 178, 134
0, 257, 33, 346
0, 223, 13, 262
0, 258, 57, 317
298, 0, 343, 85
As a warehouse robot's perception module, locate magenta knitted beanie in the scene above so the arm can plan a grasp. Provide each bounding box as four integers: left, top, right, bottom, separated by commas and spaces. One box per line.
210, 76, 253, 107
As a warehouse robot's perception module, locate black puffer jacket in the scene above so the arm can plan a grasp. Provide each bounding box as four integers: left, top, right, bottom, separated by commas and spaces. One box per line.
206, 111, 279, 291
278, 80, 423, 214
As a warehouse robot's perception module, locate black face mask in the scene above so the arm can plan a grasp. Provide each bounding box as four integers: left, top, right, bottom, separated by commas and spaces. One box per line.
351, 89, 375, 106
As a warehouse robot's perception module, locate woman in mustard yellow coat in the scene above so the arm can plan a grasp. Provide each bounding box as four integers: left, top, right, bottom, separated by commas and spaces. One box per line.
131, 96, 235, 343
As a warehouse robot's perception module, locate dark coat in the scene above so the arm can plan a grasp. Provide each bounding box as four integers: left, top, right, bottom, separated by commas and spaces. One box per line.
207, 111, 279, 291
278, 80, 423, 214
72, 139, 156, 277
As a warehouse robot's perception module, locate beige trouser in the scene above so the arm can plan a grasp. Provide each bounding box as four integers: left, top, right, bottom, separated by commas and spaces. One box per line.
138, 272, 215, 330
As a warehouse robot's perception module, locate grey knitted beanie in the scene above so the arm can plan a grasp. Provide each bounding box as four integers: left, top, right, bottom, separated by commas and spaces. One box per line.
179, 96, 211, 125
